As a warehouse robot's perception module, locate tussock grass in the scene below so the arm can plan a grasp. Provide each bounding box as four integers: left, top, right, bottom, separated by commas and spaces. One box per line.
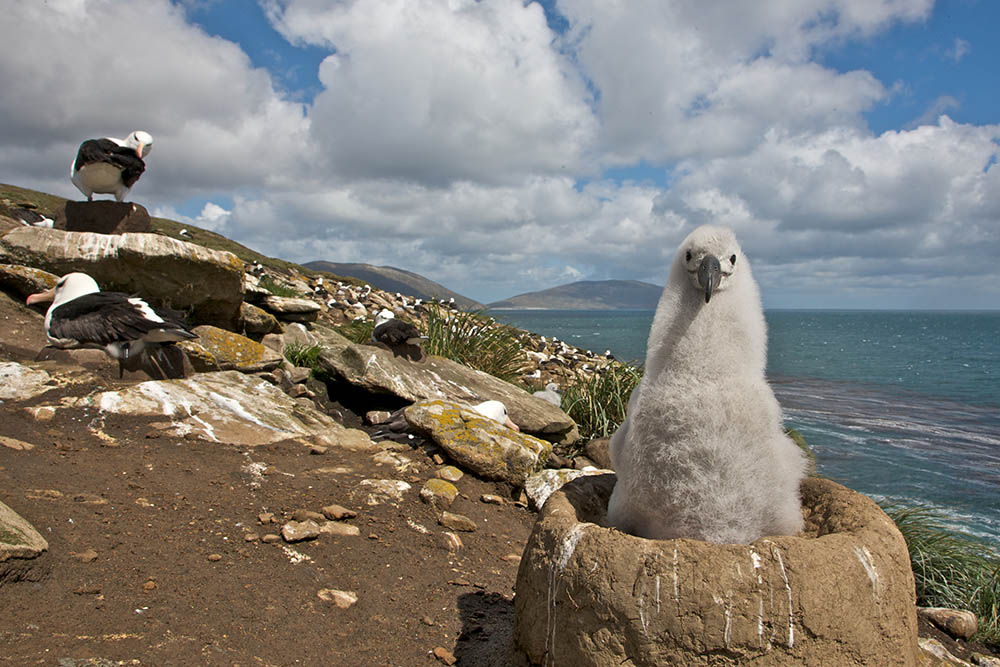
335, 318, 375, 344
562, 363, 643, 442
882, 504, 1000, 646
258, 275, 302, 298
424, 305, 525, 384
283, 343, 322, 371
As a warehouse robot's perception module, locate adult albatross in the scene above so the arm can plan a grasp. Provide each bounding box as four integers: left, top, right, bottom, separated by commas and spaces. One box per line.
71, 130, 153, 201
26, 272, 195, 378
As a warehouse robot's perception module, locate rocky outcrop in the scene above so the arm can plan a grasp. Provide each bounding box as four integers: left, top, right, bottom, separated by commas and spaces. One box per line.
0, 500, 49, 583
261, 295, 321, 322
58, 370, 375, 450
523, 467, 613, 511
405, 399, 552, 487
55, 201, 151, 234
314, 328, 577, 441
238, 302, 282, 337
0, 227, 244, 327
513, 476, 920, 666
180, 325, 283, 373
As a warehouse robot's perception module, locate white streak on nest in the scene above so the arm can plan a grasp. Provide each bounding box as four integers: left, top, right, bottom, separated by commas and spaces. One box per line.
206, 390, 276, 430
98, 391, 123, 412
773, 547, 794, 648
712, 594, 734, 648
672, 548, 679, 601
854, 545, 880, 600
546, 523, 588, 666
136, 382, 177, 416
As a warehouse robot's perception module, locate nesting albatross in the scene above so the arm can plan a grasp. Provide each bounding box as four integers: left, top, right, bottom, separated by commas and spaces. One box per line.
26, 272, 196, 379
371, 308, 427, 360
607, 225, 807, 544
71, 130, 153, 201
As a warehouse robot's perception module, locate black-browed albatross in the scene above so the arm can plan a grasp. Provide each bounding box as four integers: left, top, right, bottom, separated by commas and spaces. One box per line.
71, 130, 153, 202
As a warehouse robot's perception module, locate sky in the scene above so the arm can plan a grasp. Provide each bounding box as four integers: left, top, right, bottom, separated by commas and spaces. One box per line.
1, 0, 998, 309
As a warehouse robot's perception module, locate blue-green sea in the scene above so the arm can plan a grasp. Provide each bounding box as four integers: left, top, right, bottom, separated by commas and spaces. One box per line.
491, 309, 1000, 547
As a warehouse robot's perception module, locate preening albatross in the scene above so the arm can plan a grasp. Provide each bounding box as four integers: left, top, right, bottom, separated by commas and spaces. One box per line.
71, 130, 152, 201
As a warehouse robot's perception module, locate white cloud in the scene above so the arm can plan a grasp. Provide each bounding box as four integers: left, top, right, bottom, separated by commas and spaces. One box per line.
945, 37, 971, 62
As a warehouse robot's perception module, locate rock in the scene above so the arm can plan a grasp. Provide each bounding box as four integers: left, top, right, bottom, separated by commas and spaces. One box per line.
0, 227, 244, 327
972, 653, 1000, 667
439, 511, 477, 532
514, 476, 920, 666
366, 410, 392, 425
285, 366, 311, 384
261, 322, 319, 355
918, 607, 978, 641
179, 325, 283, 373
207, 553, 222, 562
420, 479, 459, 508
358, 479, 411, 506
918, 637, 972, 665
0, 499, 49, 582
261, 295, 321, 322
238, 302, 282, 337
480, 494, 505, 505
0, 435, 35, 451
523, 467, 614, 511
584, 437, 612, 469
0, 361, 60, 401
261, 534, 281, 544
291, 510, 326, 523
0, 263, 57, 300
55, 200, 151, 234
404, 399, 552, 487
317, 589, 358, 609
59, 370, 374, 448
282, 520, 321, 542
432, 646, 457, 665
442, 532, 463, 551
314, 328, 576, 441
318, 521, 361, 537
436, 466, 464, 482
321, 504, 357, 521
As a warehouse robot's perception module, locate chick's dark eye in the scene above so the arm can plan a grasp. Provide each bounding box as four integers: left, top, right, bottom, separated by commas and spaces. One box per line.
685, 250, 692, 262
730, 254, 737, 265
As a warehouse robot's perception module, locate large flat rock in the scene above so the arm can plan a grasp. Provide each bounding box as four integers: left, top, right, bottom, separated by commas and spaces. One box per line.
314, 327, 576, 441
0, 227, 244, 327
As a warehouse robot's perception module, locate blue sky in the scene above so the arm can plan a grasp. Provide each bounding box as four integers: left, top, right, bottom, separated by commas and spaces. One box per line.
1, 0, 998, 308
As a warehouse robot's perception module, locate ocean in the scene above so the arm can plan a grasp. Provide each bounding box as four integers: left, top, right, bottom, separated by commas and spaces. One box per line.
491, 309, 1000, 548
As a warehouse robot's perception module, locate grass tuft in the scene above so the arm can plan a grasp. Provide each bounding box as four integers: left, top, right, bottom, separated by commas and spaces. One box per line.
335, 318, 375, 344
424, 306, 526, 384
561, 363, 643, 442
882, 504, 1000, 646
283, 343, 321, 371
258, 275, 302, 298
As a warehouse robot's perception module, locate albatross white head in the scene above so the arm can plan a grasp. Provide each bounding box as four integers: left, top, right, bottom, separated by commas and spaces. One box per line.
679, 225, 743, 303
121, 130, 153, 158
374, 308, 396, 328
472, 400, 519, 432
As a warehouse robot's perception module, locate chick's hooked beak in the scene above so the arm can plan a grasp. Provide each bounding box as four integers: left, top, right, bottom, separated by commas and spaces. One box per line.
698, 255, 722, 303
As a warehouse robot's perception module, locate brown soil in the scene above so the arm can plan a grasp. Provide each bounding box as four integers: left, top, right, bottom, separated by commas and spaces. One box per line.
2, 291, 998, 666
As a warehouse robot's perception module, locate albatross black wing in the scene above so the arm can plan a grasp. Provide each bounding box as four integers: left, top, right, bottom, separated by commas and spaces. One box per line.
106, 147, 146, 188
373, 320, 421, 346
73, 138, 121, 172
48, 292, 194, 347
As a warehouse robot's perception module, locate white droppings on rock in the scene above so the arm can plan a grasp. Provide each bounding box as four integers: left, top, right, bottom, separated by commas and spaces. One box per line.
854, 545, 880, 600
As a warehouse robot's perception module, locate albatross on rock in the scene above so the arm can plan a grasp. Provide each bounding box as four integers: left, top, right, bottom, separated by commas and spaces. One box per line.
371, 308, 427, 360
26, 272, 195, 378
607, 225, 807, 544
71, 130, 153, 201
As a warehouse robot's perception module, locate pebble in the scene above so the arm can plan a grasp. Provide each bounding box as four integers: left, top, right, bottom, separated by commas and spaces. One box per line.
282, 520, 321, 542
24, 405, 55, 421
26, 489, 63, 500
317, 589, 358, 609
258, 512, 275, 524
244, 533, 259, 542
0, 435, 35, 451
291, 509, 326, 523
432, 646, 457, 665
480, 494, 505, 505
207, 553, 222, 562
419, 479, 458, 508
74, 584, 102, 595
503, 553, 522, 563
142, 580, 157, 591
261, 533, 281, 544
917, 606, 978, 640
72, 493, 107, 505
438, 511, 477, 532
69, 548, 98, 563
442, 532, 463, 551
309, 445, 328, 455
365, 410, 392, 425
318, 521, 361, 537
321, 504, 357, 520
435, 466, 464, 482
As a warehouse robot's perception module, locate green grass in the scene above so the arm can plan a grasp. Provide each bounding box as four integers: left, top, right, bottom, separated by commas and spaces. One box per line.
561, 363, 643, 443
882, 505, 1000, 646
258, 275, 303, 298
335, 318, 375, 344
424, 305, 526, 384
283, 343, 322, 371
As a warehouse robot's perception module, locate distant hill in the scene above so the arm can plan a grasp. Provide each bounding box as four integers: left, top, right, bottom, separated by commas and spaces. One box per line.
489, 280, 661, 310
304, 261, 484, 311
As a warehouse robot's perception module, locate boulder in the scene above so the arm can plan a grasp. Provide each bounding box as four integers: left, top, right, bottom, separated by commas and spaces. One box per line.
59, 370, 375, 450
0, 499, 49, 583
0, 264, 58, 300
917, 607, 978, 641
514, 476, 919, 666
179, 325, 283, 373
405, 399, 552, 487
262, 322, 320, 355
261, 295, 321, 322
0, 227, 244, 327
55, 201, 151, 234
238, 302, 282, 337
315, 328, 577, 441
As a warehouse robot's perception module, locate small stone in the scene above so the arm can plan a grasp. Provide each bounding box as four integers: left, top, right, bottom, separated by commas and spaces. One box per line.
72, 493, 107, 505
0, 435, 35, 451
431, 453, 445, 465
291, 509, 326, 523
318, 521, 361, 537
439, 511, 477, 532
142, 580, 157, 591
288, 384, 310, 398
258, 512, 275, 524
442, 532, 463, 551
244, 533, 259, 542
432, 646, 457, 665
449, 578, 472, 587
135, 497, 154, 508
419, 479, 459, 508
74, 584, 102, 595
282, 520, 321, 542
26, 489, 63, 501
421, 616, 435, 626
503, 553, 522, 563
317, 588, 358, 609
365, 410, 392, 425
480, 494, 505, 505
261, 533, 281, 544
309, 445, 329, 455
25, 406, 56, 421
435, 466, 464, 482
917, 606, 978, 641
69, 548, 98, 563
320, 504, 357, 521
207, 553, 222, 562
